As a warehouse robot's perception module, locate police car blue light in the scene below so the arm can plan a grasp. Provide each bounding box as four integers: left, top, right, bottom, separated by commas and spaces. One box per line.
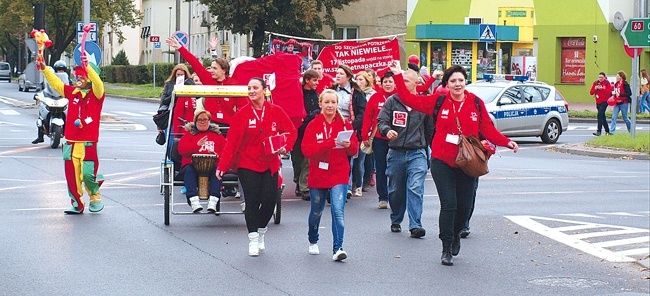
483, 74, 530, 82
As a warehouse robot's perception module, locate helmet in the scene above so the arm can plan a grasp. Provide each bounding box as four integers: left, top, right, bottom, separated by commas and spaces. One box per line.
53, 60, 67, 72
408, 54, 419, 65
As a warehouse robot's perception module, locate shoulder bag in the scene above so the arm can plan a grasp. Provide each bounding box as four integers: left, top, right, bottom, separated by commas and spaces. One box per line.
454, 118, 490, 178
360, 124, 377, 154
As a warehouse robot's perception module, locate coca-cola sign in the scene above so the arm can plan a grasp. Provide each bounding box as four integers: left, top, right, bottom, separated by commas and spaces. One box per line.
562, 37, 586, 49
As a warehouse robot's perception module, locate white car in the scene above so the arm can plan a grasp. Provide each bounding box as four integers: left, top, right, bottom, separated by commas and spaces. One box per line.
466, 74, 569, 144
18, 73, 39, 92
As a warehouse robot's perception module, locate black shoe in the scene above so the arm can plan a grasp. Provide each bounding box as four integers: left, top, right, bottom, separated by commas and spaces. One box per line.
606, 132, 613, 135
459, 227, 471, 238
361, 184, 370, 192
295, 189, 302, 197
31, 137, 44, 144
390, 224, 401, 233
409, 227, 426, 238
441, 242, 454, 266
301, 191, 310, 201
452, 234, 461, 256
592, 132, 601, 136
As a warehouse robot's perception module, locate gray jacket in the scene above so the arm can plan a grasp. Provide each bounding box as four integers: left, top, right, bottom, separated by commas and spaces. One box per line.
378, 94, 434, 150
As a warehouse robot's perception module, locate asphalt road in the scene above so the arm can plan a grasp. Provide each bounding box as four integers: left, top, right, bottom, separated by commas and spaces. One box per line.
0, 81, 648, 295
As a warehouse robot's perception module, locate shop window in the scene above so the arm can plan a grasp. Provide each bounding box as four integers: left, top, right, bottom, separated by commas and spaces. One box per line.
429, 42, 447, 72
560, 37, 586, 84
452, 42, 472, 83
332, 27, 358, 40
477, 42, 497, 78
419, 42, 427, 69
500, 43, 512, 74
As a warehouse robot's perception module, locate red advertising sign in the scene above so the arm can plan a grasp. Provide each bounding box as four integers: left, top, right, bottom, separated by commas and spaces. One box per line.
149, 35, 160, 42
316, 38, 400, 75
560, 37, 585, 84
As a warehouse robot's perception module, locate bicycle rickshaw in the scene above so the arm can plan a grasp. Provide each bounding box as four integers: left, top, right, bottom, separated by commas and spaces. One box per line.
160, 84, 282, 225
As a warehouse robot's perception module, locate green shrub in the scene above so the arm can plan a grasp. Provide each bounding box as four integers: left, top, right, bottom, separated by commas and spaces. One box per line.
111, 49, 130, 66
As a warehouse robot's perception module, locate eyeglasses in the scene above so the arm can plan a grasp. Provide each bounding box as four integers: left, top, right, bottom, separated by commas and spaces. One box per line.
197, 118, 210, 123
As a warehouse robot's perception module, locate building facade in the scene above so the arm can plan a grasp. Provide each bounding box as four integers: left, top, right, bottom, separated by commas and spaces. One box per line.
406, 0, 649, 103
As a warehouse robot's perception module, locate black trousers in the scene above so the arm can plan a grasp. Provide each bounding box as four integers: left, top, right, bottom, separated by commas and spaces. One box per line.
430, 158, 478, 242
238, 168, 278, 233
596, 102, 610, 133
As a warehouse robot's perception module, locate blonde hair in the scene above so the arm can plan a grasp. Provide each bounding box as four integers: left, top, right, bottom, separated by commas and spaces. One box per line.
165, 64, 191, 83
355, 71, 374, 90
319, 89, 346, 124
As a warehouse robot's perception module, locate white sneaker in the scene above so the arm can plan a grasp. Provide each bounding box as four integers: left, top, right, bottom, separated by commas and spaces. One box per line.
207, 196, 219, 213
257, 227, 267, 252
332, 249, 347, 261
240, 202, 246, 212
248, 233, 259, 257
309, 244, 319, 255
189, 196, 203, 212
353, 188, 362, 197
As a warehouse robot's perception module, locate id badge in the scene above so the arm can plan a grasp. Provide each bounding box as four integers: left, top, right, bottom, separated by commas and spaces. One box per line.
84, 117, 93, 124
318, 162, 329, 170
216, 112, 224, 119
445, 134, 460, 145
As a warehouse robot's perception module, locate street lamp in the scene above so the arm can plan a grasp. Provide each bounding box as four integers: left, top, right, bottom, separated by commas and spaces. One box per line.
168, 6, 172, 63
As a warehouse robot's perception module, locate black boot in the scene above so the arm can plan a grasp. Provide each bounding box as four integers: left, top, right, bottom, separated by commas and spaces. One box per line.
452, 233, 461, 256
441, 241, 454, 266
31, 128, 44, 144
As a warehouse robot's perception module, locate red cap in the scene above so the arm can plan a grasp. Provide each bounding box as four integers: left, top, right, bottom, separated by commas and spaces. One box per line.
408, 55, 419, 65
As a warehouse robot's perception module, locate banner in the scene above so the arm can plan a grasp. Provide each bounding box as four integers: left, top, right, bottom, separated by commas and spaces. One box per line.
316, 38, 400, 75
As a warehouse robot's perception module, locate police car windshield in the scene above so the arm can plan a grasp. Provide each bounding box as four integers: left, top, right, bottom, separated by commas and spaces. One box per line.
466, 85, 502, 104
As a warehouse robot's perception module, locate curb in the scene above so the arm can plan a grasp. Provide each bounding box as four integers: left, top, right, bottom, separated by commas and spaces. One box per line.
553, 143, 650, 160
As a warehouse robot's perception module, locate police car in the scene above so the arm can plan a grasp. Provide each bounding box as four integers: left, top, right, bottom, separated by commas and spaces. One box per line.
465, 74, 569, 144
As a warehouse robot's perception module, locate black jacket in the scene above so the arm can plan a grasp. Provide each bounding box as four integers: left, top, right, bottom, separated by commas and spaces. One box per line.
378, 94, 434, 150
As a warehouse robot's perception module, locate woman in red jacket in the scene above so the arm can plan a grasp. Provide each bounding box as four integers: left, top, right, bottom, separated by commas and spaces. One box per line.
166, 36, 247, 134
177, 110, 227, 213
390, 63, 518, 266
361, 71, 396, 209
302, 89, 358, 261
589, 72, 612, 136
216, 78, 297, 257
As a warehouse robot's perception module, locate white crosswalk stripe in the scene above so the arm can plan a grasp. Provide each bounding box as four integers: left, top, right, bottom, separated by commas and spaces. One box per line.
506, 214, 650, 263
0, 109, 20, 115
113, 111, 146, 117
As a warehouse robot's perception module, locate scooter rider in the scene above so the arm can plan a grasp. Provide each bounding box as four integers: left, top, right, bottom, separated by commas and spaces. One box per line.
32, 60, 70, 144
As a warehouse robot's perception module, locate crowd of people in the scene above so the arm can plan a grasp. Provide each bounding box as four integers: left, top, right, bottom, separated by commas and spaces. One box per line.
589, 68, 650, 136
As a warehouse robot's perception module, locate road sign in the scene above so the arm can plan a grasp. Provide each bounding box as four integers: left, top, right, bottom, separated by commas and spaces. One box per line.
76, 21, 98, 43
154, 42, 161, 49
73, 41, 103, 67
620, 18, 650, 48
479, 24, 497, 42
172, 31, 189, 46
149, 35, 160, 43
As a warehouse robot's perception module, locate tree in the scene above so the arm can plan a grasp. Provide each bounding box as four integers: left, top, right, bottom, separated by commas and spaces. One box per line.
197, 0, 359, 57
0, 0, 141, 69
111, 49, 130, 65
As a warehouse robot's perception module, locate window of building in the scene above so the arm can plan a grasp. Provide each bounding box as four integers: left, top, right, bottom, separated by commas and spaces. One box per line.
429, 41, 447, 72
560, 37, 585, 84
332, 27, 358, 40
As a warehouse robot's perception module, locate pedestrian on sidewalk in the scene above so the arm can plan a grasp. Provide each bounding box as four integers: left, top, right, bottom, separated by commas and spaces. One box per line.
589, 72, 612, 136
610, 71, 632, 133
639, 68, 649, 114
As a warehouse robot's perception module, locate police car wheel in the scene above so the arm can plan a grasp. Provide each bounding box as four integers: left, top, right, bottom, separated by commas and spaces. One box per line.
541, 118, 560, 144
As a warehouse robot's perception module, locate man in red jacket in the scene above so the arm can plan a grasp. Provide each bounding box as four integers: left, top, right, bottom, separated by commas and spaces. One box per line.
589, 72, 612, 136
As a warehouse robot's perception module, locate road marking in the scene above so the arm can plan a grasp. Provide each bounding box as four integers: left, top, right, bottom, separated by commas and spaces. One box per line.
505, 215, 650, 263
0, 145, 49, 155
114, 111, 146, 117
0, 109, 20, 115
556, 213, 604, 219
592, 236, 649, 248
597, 212, 646, 217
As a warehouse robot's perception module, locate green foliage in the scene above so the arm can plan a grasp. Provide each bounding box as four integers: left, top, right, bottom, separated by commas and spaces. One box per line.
100, 63, 186, 86
111, 49, 130, 66
104, 83, 162, 98
569, 109, 650, 119
587, 132, 650, 154
198, 0, 359, 57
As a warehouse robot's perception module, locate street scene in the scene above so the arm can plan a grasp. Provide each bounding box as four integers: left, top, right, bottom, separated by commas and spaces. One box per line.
0, 0, 649, 295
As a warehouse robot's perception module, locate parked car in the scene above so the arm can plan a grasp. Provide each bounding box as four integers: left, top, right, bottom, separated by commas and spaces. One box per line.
465, 74, 569, 144
18, 72, 40, 92
0, 62, 11, 82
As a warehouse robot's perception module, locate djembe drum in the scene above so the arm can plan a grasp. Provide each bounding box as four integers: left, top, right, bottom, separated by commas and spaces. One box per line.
192, 154, 217, 200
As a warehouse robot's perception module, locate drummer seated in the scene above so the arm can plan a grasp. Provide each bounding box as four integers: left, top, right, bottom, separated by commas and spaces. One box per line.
177, 111, 227, 212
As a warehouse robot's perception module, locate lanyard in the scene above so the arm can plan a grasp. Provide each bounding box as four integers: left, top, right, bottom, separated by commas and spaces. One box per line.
451, 97, 466, 134
323, 121, 333, 139
253, 105, 265, 122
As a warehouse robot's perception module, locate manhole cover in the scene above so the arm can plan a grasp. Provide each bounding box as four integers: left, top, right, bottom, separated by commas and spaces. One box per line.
528, 277, 609, 288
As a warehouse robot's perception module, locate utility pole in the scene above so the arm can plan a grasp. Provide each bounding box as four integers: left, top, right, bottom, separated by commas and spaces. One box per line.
175, 0, 181, 64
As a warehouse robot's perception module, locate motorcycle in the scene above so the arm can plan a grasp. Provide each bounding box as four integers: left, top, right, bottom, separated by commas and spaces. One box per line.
34, 91, 68, 149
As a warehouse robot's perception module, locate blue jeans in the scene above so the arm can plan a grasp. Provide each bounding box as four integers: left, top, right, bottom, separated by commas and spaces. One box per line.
610, 102, 631, 132
183, 165, 222, 202
430, 158, 477, 242
640, 91, 650, 113
372, 138, 389, 201
350, 149, 365, 189
386, 148, 428, 230
363, 150, 374, 186
309, 184, 348, 254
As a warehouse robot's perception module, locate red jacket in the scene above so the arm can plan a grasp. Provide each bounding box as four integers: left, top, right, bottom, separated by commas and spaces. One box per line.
178, 46, 247, 125
316, 73, 335, 94
302, 113, 358, 188
172, 97, 197, 135
589, 79, 612, 104
393, 73, 511, 168
217, 100, 297, 174
416, 75, 436, 94
177, 123, 227, 167
361, 89, 394, 141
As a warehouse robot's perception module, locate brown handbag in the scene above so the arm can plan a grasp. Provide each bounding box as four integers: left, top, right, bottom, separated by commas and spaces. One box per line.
455, 134, 490, 177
